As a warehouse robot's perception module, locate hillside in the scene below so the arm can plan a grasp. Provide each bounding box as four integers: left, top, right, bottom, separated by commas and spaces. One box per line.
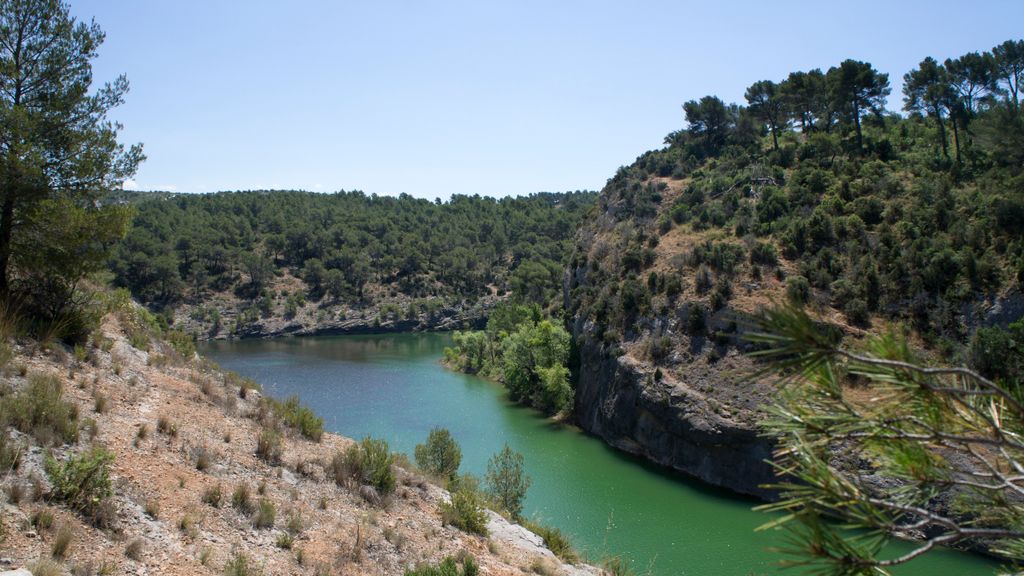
108, 190, 596, 340
566, 43, 1024, 496
0, 296, 596, 576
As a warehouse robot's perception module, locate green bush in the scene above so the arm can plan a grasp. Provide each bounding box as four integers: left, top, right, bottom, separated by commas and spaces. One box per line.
523, 519, 578, 563
166, 329, 196, 360
330, 437, 396, 495
252, 498, 275, 529
255, 427, 283, 465
45, 447, 114, 522
202, 484, 224, 507
414, 427, 462, 481
1, 373, 79, 446
232, 484, 253, 514
257, 395, 323, 441
404, 555, 479, 576
439, 486, 488, 536
223, 551, 263, 576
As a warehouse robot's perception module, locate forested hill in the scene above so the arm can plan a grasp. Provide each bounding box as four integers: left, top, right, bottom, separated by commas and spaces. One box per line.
109, 189, 596, 337
565, 40, 1024, 496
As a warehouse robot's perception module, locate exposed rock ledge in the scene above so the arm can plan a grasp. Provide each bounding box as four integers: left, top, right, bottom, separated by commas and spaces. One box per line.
572, 320, 777, 500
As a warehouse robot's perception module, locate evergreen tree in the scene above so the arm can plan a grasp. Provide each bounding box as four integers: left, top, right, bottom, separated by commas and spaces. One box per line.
0, 0, 143, 327
484, 443, 530, 520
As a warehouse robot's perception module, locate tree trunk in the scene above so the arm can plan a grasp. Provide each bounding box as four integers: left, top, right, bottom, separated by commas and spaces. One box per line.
0, 195, 14, 299
770, 122, 779, 151
854, 108, 863, 151
935, 112, 948, 159
951, 117, 962, 164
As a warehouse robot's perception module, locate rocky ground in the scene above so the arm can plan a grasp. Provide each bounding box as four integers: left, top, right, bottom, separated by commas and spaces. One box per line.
0, 306, 597, 576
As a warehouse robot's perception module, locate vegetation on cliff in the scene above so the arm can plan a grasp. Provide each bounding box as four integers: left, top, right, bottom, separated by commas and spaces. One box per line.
569, 38, 1024, 384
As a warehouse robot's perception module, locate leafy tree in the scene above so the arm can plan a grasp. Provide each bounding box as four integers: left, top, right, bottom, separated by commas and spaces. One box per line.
414, 427, 462, 481
242, 253, 274, 291
779, 69, 829, 132
745, 80, 787, 150
752, 306, 1024, 574
484, 443, 531, 520
0, 0, 142, 321
944, 51, 995, 134
993, 39, 1024, 111
827, 59, 890, 151
683, 95, 734, 157
903, 57, 954, 159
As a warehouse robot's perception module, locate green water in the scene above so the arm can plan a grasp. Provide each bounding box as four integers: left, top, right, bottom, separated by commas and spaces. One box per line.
201, 333, 998, 575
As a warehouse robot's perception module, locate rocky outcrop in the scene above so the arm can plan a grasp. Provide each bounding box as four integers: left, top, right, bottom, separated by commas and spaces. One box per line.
226, 304, 489, 340
572, 318, 777, 499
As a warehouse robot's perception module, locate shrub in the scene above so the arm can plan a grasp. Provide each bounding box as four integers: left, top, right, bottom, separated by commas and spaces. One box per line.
224, 550, 263, 576
439, 487, 488, 536
404, 556, 479, 576
178, 513, 199, 538
232, 484, 253, 514
32, 509, 54, 530
202, 484, 224, 507
523, 519, 578, 563
144, 499, 160, 519
1, 373, 78, 445
843, 298, 870, 326
252, 498, 275, 529
274, 395, 323, 441
45, 447, 114, 521
285, 509, 303, 535
92, 391, 108, 413
276, 532, 294, 549
330, 437, 395, 495
0, 430, 23, 471
256, 427, 283, 465
51, 523, 73, 559
125, 538, 144, 561
194, 445, 212, 471
785, 275, 811, 304
166, 329, 196, 360
414, 427, 462, 481
156, 415, 177, 437
28, 559, 62, 576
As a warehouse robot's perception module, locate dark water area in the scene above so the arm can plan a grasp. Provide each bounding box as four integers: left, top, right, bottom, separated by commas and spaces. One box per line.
201, 333, 998, 575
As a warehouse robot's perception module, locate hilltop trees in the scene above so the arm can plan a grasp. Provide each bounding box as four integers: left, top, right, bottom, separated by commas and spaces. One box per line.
993, 39, 1024, 111
826, 59, 890, 151
0, 0, 142, 335
904, 57, 954, 158
745, 80, 787, 150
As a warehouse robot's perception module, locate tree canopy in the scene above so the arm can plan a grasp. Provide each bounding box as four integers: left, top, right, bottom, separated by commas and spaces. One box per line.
0, 0, 142, 337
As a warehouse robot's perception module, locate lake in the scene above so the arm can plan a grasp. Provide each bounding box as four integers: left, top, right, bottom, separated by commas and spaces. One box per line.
201, 332, 998, 575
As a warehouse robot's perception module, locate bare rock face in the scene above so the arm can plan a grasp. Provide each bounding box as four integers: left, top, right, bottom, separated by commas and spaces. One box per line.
571, 317, 777, 499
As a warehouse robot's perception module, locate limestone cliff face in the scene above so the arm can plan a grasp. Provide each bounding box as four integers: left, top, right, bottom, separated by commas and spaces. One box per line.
565, 164, 782, 498
571, 304, 777, 499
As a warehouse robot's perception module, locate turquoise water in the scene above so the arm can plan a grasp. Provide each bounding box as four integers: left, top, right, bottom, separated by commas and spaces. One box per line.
201, 333, 999, 575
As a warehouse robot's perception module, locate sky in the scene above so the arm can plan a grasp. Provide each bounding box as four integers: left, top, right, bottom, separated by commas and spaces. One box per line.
71, 0, 1024, 199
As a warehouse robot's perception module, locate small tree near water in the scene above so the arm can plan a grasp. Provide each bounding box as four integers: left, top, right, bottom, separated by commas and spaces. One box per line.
414, 427, 462, 481
484, 443, 530, 520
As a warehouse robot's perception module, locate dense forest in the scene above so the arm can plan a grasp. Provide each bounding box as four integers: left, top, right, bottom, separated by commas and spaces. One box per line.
108, 190, 595, 335
568, 39, 1024, 368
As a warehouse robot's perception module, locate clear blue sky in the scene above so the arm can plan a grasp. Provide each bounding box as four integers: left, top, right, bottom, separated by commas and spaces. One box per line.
72, 0, 1024, 198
